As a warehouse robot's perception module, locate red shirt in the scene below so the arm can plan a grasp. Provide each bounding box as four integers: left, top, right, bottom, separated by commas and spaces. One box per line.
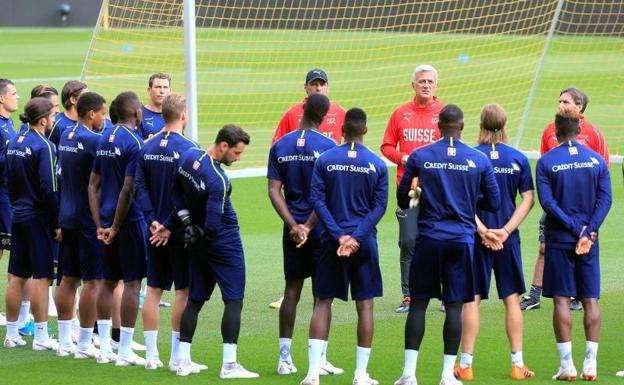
540, 116, 610, 166
381, 97, 445, 184
272, 98, 346, 143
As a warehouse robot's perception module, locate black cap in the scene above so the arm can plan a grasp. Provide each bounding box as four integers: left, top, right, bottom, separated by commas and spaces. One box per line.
305, 69, 328, 84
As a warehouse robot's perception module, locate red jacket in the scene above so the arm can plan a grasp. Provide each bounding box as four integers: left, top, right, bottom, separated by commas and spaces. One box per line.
272, 98, 346, 143
381, 97, 445, 184
540, 116, 610, 166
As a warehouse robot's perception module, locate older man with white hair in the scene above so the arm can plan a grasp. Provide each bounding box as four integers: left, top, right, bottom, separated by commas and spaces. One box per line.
381, 64, 445, 313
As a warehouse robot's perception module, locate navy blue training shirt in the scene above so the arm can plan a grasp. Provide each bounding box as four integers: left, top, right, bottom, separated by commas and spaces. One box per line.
137, 106, 165, 140
397, 137, 500, 243
536, 140, 611, 247
6, 129, 59, 227
58, 123, 101, 229
0, 115, 16, 203
135, 130, 199, 228
310, 142, 388, 242
92, 124, 144, 227
48, 112, 77, 147
475, 142, 534, 243
267, 129, 336, 227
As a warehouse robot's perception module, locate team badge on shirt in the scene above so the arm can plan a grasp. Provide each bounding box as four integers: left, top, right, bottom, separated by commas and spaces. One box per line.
17, 136, 24, 143
109, 135, 115, 143
68, 132, 74, 140
569, 146, 578, 155
447, 147, 456, 156
348, 150, 357, 158
160, 139, 168, 147
192, 160, 201, 170
490, 151, 499, 159
297, 138, 306, 147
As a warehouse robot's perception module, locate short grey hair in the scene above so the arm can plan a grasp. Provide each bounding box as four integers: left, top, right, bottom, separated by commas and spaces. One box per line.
412, 64, 438, 84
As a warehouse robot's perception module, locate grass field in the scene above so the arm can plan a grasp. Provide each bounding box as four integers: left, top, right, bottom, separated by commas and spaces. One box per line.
1, 28, 624, 385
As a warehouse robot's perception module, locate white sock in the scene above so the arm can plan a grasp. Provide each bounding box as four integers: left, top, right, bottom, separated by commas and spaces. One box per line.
144, 330, 159, 360
279, 337, 293, 363
119, 326, 134, 357
178, 341, 191, 361
512, 351, 524, 367
17, 301, 31, 328
6, 321, 19, 340
171, 331, 180, 362
58, 319, 73, 347
557, 341, 573, 368
460, 352, 473, 368
306, 339, 324, 378
72, 317, 80, 334
34, 321, 50, 343
97, 319, 112, 352
442, 354, 457, 380
585, 341, 598, 361
321, 340, 329, 365
402, 349, 419, 378
78, 327, 93, 351
223, 343, 237, 365
355, 346, 371, 377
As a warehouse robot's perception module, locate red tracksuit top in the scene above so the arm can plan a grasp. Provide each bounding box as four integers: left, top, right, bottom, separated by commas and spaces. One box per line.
540, 116, 610, 166
272, 98, 346, 143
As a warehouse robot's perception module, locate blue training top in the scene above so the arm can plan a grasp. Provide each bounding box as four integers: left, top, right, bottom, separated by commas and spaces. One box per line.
0, 115, 16, 203
397, 137, 500, 243
137, 106, 165, 140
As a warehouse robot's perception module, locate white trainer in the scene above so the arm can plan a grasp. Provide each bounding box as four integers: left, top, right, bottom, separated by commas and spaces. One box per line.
96, 348, 117, 364
319, 360, 344, 375
552, 365, 578, 381
176, 359, 201, 377
56, 344, 77, 357
220, 363, 260, 379
169, 359, 208, 372
131, 340, 146, 351
145, 357, 164, 370
116, 352, 147, 367
91, 333, 100, 348
75, 345, 99, 359
277, 360, 298, 375
33, 338, 59, 351
353, 373, 379, 385
394, 374, 418, 385
300, 375, 320, 385
582, 359, 597, 381
4, 336, 27, 348
0, 312, 6, 326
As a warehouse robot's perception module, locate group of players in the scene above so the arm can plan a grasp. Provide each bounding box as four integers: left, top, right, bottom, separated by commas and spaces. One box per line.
0, 63, 615, 385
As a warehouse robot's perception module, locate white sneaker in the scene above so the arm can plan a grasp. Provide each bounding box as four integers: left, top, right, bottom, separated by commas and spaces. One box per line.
56, 344, 77, 357
582, 359, 597, 381
0, 312, 6, 326
439, 378, 462, 385
33, 338, 59, 351
169, 359, 207, 372
92, 333, 100, 348
394, 374, 418, 385
552, 365, 578, 381
75, 345, 99, 359
320, 361, 344, 375
616, 370, 624, 377
300, 375, 320, 385
145, 357, 164, 370
110, 339, 146, 352
4, 336, 27, 348
277, 360, 298, 375
176, 359, 202, 376
96, 348, 117, 364
116, 352, 146, 367
220, 363, 260, 379
353, 373, 379, 385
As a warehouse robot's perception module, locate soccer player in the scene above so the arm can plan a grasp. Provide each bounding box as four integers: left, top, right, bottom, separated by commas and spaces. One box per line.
454, 104, 535, 380
88, 91, 147, 366
135, 94, 201, 370
394, 105, 500, 385
0, 79, 19, 327
47, 80, 88, 146
54, 92, 107, 358
4, 97, 60, 350
137, 73, 171, 140
536, 106, 611, 381
271, 68, 345, 143
381, 64, 444, 313
18, 85, 60, 134
173, 125, 258, 379
267, 93, 341, 375
520, 88, 609, 312
302, 107, 388, 385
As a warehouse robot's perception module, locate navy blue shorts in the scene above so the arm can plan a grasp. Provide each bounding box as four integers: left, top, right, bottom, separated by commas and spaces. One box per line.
543, 244, 600, 299
0, 201, 11, 250
103, 220, 147, 282
474, 240, 525, 299
147, 231, 188, 291
60, 228, 104, 281
187, 233, 245, 302
314, 236, 383, 302
282, 226, 322, 281
409, 237, 475, 303
8, 217, 57, 279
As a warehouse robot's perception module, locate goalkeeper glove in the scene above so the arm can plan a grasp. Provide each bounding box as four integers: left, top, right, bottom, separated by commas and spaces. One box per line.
177, 209, 205, 247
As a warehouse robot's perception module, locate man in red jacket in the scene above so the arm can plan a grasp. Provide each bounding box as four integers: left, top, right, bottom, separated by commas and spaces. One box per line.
271, 69, 346, 144
520, 87, 609, 313
381, 64, 445, 313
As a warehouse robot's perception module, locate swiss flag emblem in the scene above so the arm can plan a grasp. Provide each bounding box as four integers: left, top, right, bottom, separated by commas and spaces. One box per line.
192, 161, 201, 170
297, 138, 305, 147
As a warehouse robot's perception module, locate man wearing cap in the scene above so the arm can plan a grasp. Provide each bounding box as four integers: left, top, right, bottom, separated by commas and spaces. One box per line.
381, 64, 445, 313
271, 69, 346, 144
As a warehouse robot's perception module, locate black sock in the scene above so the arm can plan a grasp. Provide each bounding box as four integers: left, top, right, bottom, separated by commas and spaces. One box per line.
222, 300, 243, 344
180, 299, 205, 343
443, 301, 462, 355
111, 327, 120, 342
405, 298, 429, 350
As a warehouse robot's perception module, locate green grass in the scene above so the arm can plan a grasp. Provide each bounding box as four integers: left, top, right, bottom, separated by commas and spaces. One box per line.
1, 28, 624, 385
